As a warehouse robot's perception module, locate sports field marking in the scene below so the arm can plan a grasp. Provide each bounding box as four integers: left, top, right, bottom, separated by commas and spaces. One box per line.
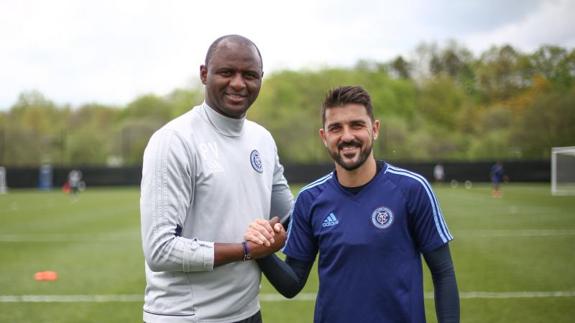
456, 291, 575, 299
456, 229, 575, 237
0, 295, 143, 302
1, 229, 574, 242
1, 291, 574, 303
0, 233, 140, 242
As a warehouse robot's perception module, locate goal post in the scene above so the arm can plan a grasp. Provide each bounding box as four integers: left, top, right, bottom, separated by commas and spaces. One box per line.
0, 166, 6, 194
551, 146, 575, 196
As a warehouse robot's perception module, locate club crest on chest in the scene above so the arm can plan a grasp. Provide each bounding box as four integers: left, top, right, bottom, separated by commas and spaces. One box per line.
371, 206, 394, 229
250, 149, 263, 173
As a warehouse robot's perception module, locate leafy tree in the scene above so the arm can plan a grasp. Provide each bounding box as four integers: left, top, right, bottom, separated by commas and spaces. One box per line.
530, 45, 575, 89
121, 94, 173, 124
4, 91, 69, 165
63, 104, 119, 165
476, 45, 531, 102
2, 43, 574, 165
511, 87, 575, 157
388, 56, 412, 79
165, 87, 204, 118
416, 76, 465, 131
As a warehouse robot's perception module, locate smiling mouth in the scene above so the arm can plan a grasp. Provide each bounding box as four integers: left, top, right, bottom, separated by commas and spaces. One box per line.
338, 141, 361, 150
339, 145, 360, 160
226, 93, 246, 99
225, 93, 248, 106
340, 146, 358, 152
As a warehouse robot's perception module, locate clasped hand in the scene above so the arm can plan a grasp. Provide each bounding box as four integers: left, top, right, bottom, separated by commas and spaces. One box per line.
244, 216, 286, 258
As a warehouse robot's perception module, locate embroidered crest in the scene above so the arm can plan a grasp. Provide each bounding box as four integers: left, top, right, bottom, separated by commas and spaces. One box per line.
371, 207, 394, 229
250, 150, 263, 173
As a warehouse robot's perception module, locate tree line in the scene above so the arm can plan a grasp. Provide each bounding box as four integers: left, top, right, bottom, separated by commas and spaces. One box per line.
0, 42, 574, 167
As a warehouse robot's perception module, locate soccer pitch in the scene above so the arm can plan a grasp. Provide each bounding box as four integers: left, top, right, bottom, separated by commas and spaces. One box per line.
1, 184, 574, 322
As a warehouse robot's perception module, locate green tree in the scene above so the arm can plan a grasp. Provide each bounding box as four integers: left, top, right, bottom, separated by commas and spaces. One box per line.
116, 94, 176, 165
2, 43, 574, 165
476, 45, 531, 102
530, 45, 575, 89
4, 91, 70, 165
388, 56, 412, 79
65, 103, 119, 165
165, 87, 204, 118
416, 76, 465, 131
511, 87, 575, 158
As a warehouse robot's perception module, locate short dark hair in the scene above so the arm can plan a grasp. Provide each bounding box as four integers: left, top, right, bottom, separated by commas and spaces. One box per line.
321, 86, 374, 125
204, 34, 263, 70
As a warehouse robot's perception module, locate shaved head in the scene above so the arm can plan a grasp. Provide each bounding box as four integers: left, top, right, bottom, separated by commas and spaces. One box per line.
205, 34, 263, 70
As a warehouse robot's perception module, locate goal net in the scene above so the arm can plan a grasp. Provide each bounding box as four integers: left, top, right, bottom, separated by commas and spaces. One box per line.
551, 146, 575, 196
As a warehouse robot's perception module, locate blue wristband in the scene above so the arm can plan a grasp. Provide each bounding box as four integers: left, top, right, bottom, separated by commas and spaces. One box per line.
242, 241, 252, 261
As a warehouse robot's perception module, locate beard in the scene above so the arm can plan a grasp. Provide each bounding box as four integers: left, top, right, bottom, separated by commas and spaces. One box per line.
329, 139, 373, 171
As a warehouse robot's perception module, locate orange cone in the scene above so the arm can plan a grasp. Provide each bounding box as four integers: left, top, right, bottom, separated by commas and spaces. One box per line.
34, 271, 58, 281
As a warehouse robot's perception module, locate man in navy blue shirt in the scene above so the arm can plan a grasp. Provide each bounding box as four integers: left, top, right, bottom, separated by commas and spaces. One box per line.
245, 86, 459, 323
490, 161, 505, 198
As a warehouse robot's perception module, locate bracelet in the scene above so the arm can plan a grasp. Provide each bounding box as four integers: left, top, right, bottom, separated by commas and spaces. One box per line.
242, 241, 252, 261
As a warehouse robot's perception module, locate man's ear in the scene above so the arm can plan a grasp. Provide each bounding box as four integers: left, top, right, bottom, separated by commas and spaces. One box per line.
373, 120, 381, 140
200, 65, 208, 85
319, 128, 327, 147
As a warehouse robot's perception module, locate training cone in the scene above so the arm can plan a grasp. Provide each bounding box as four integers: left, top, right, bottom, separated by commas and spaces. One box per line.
34, 271, 58, 281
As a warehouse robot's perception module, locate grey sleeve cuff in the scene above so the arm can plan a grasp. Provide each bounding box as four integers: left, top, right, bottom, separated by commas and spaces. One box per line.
182, 239, 215, 272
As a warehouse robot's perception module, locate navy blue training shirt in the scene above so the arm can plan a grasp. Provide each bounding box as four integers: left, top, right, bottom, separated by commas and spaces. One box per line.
283, 162, 453, 323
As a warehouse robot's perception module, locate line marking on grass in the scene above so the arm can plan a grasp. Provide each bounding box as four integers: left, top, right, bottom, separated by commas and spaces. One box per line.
0, 233, 140, 242
2, 228, 574, 243
457, 229, 575, 237
0, 295, 143, 302
1, 229, 574, 243
2, 229, 574, 243
1, 291, 574, 303
455, 291, 575, 299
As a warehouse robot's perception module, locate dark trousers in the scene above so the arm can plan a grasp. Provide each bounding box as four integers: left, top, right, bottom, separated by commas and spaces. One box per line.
234, 311, 262, 323
145, 310, 262, 323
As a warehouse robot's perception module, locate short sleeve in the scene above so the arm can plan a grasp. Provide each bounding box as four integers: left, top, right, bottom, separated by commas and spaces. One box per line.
283, 192, 318, 262
407, 177, 453, 254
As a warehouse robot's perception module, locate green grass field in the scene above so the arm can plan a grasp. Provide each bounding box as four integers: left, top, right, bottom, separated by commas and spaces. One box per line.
1, 184, 574, 322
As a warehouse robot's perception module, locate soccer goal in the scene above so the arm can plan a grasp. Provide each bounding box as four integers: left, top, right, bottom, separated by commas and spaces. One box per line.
551, 146, 575, 196
0, 166, 6, 194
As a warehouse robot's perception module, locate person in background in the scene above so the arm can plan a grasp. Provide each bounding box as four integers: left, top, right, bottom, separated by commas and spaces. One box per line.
434, 163, 445, 184
140, 34, 292, 323
246, 86, 460, 323
68, 169, 83, 195
490, 161, 505, 198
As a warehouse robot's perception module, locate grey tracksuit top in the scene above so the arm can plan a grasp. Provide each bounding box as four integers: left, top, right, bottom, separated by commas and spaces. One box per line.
140, 102, 293, 322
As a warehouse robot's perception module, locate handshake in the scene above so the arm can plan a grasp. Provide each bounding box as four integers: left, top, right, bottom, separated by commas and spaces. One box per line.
243, 216, 287, 260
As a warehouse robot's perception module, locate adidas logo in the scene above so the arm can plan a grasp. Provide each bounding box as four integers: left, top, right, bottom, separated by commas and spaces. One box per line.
322, 213, 339, 227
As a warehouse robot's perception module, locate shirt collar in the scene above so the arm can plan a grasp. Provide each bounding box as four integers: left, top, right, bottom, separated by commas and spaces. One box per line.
201, 102, 245, 137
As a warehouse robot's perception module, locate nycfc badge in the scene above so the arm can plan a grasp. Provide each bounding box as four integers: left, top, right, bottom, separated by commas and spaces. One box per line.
371, 207, 394, 229
250, 150, 263, 173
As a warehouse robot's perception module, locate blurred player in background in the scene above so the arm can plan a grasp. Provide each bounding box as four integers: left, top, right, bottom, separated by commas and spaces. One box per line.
490, 161, 505, 198
434, 163, 445, 184
246, 86, 459, 323
68, 169, 83, 195
140, 35, 292, 323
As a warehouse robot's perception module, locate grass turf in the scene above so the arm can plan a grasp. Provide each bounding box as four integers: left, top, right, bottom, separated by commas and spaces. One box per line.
0, 184, 574, 322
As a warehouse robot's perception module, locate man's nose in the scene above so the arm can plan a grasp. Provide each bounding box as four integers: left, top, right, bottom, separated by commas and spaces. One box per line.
341, 126, 355, 142
229, 73, 246, 90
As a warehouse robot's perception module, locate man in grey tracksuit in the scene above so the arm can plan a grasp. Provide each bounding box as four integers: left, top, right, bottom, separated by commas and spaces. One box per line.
140, 35, 293, 323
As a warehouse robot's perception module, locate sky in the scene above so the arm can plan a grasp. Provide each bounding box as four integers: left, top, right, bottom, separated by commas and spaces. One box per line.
1, 0, 574, 109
